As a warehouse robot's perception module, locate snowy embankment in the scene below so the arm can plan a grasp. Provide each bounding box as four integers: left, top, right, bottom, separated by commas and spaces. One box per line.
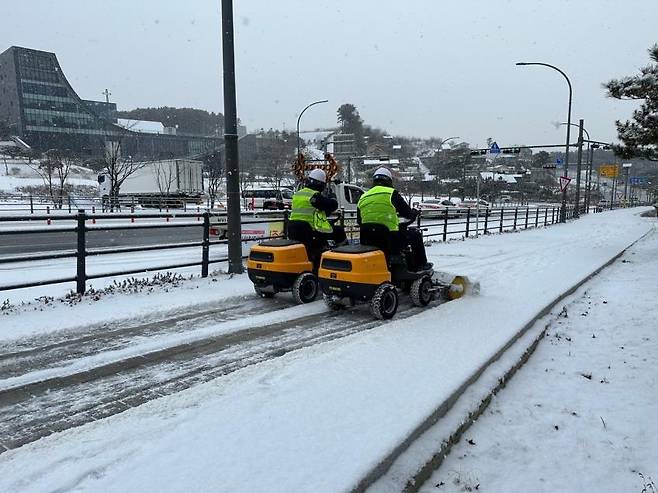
0, 208, 653, 493
419, 224, 658, 492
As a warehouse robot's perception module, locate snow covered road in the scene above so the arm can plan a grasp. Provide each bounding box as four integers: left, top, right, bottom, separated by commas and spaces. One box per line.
0, 208, 653, 492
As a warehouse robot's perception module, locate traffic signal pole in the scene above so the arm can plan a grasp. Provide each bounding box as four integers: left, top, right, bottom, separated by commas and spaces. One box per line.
574, 119, 584, 218
221, 0, 243, 274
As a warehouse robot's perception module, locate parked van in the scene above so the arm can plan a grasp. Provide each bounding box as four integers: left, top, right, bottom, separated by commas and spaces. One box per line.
242, 188, 293, 210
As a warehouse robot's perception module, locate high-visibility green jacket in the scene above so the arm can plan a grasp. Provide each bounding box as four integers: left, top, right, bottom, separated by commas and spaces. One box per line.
289, 187, 333, 233
357, 185, 399, 231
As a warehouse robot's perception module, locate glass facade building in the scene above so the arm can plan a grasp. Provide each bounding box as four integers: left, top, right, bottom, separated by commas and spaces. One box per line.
0, 46, 222, 158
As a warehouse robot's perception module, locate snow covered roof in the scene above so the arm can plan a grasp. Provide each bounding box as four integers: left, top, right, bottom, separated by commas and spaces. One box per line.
480, 172, 518, 184
363, 159, 400, 166
117, 119, 165, 134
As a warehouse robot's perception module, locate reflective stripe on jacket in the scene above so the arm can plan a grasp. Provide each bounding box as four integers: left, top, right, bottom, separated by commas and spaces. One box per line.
289, 187, 333, 233
357, 185, 399, 231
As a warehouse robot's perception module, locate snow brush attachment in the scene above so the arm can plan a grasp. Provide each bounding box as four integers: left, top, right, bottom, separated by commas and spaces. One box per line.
431, 271, 480, 300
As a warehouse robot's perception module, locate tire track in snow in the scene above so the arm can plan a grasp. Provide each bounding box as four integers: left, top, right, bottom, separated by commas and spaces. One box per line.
0, 294, 295, 378
0, 299, 434, 452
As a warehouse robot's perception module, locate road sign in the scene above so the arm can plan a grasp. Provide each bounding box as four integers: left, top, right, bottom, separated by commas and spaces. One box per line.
559, 176, 571, 192
599, 164, 619, 178
630, 176, 648, 185
489, 142, 500, 154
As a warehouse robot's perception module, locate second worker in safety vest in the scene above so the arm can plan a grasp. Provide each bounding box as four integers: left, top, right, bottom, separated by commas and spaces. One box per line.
357, 167, 431, 272
288, 168, 347, 263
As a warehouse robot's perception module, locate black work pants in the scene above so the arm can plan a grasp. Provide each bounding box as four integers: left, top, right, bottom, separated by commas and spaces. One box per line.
288, 221, 346, 264
360, 225, 427, 271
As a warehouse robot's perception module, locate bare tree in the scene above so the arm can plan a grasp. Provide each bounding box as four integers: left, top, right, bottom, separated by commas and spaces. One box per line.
203, 151, 224, 209
1, 145, 25, 175
29, 149, 76, 208
102, 139, 148, 211
154, 161, 177, 196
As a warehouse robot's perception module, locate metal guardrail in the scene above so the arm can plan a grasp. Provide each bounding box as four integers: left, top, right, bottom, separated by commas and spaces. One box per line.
0, 203, 609, 296
0, 209, 285, 295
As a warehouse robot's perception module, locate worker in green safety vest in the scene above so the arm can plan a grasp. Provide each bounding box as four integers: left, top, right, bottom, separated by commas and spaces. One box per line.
358, 167, 431, 272
288, 168, 346, 262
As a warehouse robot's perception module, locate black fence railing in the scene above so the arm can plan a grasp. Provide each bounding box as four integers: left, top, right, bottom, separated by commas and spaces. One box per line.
0, 203, 598, 296
418, 204, 576, 240
0, 209, 286, 295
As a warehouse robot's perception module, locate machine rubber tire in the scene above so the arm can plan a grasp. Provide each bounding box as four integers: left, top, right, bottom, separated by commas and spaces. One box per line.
370, 283, 399, 320
323, 293, 344, 311
292, 273, 318, 304
254, 286, 275, 298
410, 276, 433, 307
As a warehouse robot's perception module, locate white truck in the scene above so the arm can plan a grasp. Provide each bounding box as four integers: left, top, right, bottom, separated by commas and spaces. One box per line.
98, 159, 204, 207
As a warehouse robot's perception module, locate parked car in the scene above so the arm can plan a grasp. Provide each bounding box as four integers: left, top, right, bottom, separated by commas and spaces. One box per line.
461, 199, 490, 209
417, 198, 462, 218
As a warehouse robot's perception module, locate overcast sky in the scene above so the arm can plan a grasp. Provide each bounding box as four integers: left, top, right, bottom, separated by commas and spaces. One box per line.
3, 0, 657, 147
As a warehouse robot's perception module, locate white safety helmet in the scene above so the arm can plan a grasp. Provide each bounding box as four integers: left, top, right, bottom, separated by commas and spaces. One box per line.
373, 167, 392, 180
308, 168, 327, 183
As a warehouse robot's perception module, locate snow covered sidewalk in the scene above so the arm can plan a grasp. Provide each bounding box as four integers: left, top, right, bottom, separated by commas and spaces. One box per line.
420, 225, 658, 493
0, 208, 653, 493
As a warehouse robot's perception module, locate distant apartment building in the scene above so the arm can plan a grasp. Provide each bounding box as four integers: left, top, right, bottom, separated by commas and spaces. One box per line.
0, 46, 222, 158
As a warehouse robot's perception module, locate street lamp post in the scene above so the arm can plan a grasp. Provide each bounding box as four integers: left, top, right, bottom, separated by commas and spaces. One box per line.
296, 99, 328, 159
516, 62, 572, 222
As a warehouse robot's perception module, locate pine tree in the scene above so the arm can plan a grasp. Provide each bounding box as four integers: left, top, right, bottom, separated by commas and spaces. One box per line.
604, 44, 658, 161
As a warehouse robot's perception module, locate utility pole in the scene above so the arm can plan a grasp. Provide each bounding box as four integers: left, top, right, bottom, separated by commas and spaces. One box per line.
574, 119, 584, 218
221, 0, 243, 274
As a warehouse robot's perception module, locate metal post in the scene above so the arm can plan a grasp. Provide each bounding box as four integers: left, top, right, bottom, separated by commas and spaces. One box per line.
68, 195, 71, 213
499, 207, 504, 233
465, 208, 471, 237
524, 207, 529, 229
513, 207, 518, 230
585, 145, 594, 212
551, 207, 555, 224
483, 208, 489, 234
544, 207, 548, 226
574, 119, 584, 217
222, 0, 243, 274
535, 207, 539, 228
623, 166, 630, 205
202, 211, 210, 278
76, 209, 87, 295
29, 194, 33, 214
442, 209, 448, 242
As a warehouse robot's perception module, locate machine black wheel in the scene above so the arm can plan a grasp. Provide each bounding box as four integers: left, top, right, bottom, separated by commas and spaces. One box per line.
254, 286, 275, 298
370, 283, 399, 320
323, 293, 344, 311
410, 276, 433, 307
292, 273, 318, 304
